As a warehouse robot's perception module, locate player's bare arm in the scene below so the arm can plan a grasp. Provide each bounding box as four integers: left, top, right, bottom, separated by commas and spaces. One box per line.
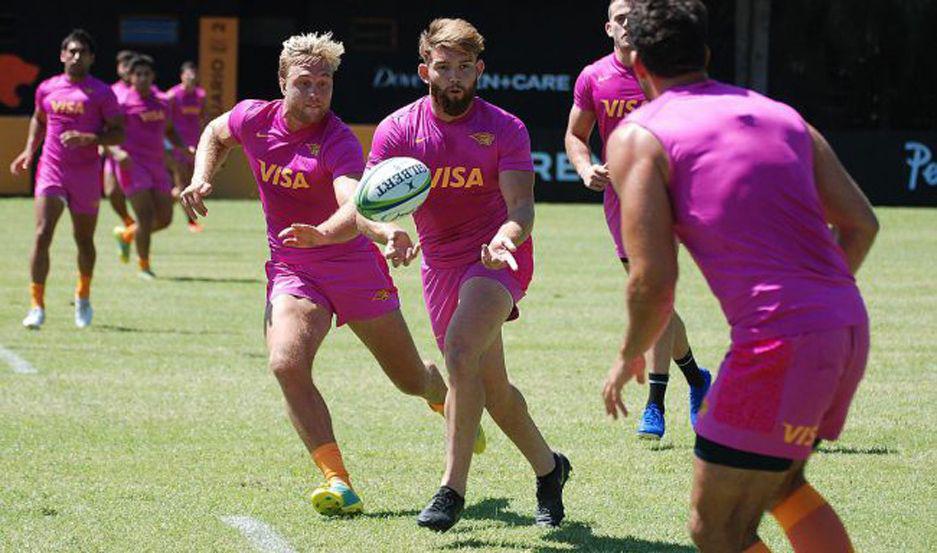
61, 114, 125, 149
603, 123, 678, 418
564, 105, 609, 191
10, 108, 47, 175
808, 124, 879, 274
482, 170, 534, 271
180, 112, 237, 219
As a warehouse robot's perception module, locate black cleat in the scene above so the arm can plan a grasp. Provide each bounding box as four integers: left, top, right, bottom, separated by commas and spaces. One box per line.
417, 486, 465, 532
535, 452, 572, 527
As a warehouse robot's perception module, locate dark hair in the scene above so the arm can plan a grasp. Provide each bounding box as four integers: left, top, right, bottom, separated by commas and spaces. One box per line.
61, 29, 96, 54
180, 61, 197, 73
626, 0, 708, 78
116, 50, 137, 63
128, 54, 155, 72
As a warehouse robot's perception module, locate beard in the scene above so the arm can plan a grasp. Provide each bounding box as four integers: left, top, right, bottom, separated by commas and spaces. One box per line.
430, 80, 476, 117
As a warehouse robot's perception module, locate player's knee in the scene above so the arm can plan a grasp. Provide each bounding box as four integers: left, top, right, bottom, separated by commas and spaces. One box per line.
688, 509, 730, 550
34, 224, 55, 247
443, 341, 482, 384
268, 350, 308, 381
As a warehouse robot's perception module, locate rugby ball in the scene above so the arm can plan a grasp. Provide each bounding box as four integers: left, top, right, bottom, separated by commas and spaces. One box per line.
355, 157, 432, 222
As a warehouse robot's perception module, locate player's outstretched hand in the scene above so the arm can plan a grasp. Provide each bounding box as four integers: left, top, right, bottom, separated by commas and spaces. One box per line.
603, 354, 646, 420
481, 235, 518, 271
384, 229, 420, 268
10, 151, 31, 176
279, 224, 329, 248
581, 163, 611, 191
180, 180, 213, 219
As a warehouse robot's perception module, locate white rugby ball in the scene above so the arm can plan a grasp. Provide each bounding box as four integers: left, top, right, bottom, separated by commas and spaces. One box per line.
355, 157, 432, 222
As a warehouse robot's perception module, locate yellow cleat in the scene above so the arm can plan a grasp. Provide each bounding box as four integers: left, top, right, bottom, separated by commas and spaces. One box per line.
310, 480, 363, 517
474, 424, 487, 455
112, 226, 131, 264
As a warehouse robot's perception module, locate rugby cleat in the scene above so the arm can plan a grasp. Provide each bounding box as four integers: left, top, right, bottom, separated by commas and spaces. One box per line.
689, 368, 712, 428
112, 225, 131, 264
74, 298, 93, 328
310, 479, 363, 516
417, 486, 464, 532
22, 307, 45, 329
637, 403, 665, 440
535, 451, 572, 527
138, 269, 157, 281
474, 424, 487, 455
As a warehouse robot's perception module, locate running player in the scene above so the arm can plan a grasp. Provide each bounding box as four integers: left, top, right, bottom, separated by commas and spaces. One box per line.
107, 55, 184, 279
103, 50, 137, 240
179, 32, 483, 517
166, 61, 205, 232
565, 0, 709, 439
601, 2, 878, 551
366, 18, 570, 532
10, 29, 123, 329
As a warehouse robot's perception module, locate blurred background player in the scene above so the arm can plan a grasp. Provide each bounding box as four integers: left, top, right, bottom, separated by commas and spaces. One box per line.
108, 55, 185, 279
367, 18, 570, 532
180, 32, 481, 518
565, 0, 710, 440
9, 29, 123, 329
102, 49, 137, 239
601, 1, 878, 551
166, 61, 205, 232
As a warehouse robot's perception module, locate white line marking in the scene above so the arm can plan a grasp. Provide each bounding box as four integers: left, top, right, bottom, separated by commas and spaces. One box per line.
220, 516, 296, 553
0, 345, 37, 374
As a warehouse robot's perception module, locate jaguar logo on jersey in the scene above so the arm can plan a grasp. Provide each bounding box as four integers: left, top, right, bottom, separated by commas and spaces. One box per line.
470, 132, 494, 146
600, 98, 646, 118
50, 100, 85, 115
258, 160, 311, 189
307, 143, 320, 157
371, 289, 392, 301
431, 166, 484, 189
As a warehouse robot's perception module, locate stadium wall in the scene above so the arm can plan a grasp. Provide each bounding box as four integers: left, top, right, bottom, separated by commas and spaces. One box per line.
0, 0, 933, 206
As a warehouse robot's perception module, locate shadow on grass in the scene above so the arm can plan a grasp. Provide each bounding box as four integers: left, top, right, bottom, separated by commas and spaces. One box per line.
817, 445, 897, 455
163, 276, 262, 284
94, 324, 230, 336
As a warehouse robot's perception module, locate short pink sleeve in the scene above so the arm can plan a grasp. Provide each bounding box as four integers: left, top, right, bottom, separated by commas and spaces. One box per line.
227, 100, 264, 144
497, 116, 534, 172
97, 85, 121, 120
323, 125, 366, 179
573, 67, 594, 112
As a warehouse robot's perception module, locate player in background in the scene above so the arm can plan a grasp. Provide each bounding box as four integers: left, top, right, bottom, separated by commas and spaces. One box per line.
565, 0, 710, 440
180, 32, 484, 518
166, 61, 206, 232
103, 49, 137, 241
10, 29, 123, 329
601, 1, 878, 550
366, 18, 570, 532
107, 55, 184, 279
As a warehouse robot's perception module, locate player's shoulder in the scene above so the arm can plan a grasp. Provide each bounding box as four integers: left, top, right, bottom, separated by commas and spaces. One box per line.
475, 98, 527, 133
323, 112, 358, 143
36, 74, 62, 92
235, 98, 277, 119
578, 53, 614, 78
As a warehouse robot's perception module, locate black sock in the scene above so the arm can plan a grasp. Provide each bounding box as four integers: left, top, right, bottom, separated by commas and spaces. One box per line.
675, 348, 705, 387
647, 373, 669, 410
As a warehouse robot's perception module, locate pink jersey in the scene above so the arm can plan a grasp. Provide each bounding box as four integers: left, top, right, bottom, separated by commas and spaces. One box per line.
120, 87, 169, 164
228, 99, 370, 264
167, 84, 205, 147
574, 53, 648, 259
111, 80, 133, 103
367, 97, 534, 268
625, 80, 867, 342
35, 74, 120, 168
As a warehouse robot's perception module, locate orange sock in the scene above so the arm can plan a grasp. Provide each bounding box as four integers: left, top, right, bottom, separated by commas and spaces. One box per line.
771, 483, 854, 552
75, 274, 92, 300
29, 283, 45, 308
122, 225, 136, 243
429, 402, 445, 415
139, 257, 150, 271
122, 215, 135, 227
312, 442, 350, 486
743, 540, 771, 552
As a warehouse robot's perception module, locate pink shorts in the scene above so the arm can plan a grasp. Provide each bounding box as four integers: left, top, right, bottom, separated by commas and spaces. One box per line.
695, 323, 869, 460
265, 246, 399, 327
420, 240, 534, 352
603, 186, 626, 260
117, 158, 173, 197
35, 157, 102, 215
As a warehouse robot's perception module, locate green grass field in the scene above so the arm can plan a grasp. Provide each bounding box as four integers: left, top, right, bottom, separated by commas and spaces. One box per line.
0, 199, 934, 552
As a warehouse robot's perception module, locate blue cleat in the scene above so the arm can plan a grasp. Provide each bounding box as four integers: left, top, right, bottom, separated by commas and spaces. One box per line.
637, 403, 665, 440
311, 479, 363, 516
689, 368, 712, 428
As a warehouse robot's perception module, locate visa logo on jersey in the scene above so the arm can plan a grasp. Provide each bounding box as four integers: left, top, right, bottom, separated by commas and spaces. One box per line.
50, 100, 85, 115
431, 166, 484, 189
259, 160, 310, 189
601, 98, 645, 118
782, 423, 819, 447
139, 109, 166, 122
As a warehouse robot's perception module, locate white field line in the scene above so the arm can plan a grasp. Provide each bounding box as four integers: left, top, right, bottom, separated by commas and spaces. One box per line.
220, 516, 296, 553
0, 345, 37, 374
